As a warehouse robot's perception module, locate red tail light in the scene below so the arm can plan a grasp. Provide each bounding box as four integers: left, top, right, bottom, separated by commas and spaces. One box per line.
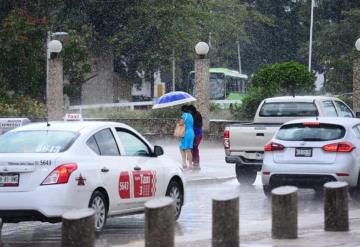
224, 130, 230, 149
41, 163, 78, 185
322, 142, 354, 153
264, 142, 285, 152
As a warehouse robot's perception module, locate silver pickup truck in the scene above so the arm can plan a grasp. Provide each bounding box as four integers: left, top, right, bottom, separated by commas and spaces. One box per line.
224, 96, 354, 185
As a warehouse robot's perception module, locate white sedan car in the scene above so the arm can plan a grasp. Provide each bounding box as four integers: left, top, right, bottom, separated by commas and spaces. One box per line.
262, 117, 360, 198
0, 121, 185, 231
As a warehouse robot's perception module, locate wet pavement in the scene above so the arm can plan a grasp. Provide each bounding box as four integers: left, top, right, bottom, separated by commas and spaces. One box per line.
1, 139, 360, 246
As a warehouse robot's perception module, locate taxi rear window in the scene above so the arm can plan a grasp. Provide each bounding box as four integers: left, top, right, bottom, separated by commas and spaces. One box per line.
259, 102, 318, 117
0, 130, 79, 153
276, 123, 345, 141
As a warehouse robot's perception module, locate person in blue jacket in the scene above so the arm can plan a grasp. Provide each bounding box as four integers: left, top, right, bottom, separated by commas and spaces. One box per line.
179, 105, 195, 169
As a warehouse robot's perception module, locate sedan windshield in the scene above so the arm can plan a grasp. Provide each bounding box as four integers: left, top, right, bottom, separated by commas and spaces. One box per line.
276, 123, 345, 141
0, 130, 79, 153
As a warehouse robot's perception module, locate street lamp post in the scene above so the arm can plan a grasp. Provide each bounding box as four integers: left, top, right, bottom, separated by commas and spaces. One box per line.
46, 32, 68, 121
47, 39, 64, 121
194, 41, 210, 131
353, 38, 360, 116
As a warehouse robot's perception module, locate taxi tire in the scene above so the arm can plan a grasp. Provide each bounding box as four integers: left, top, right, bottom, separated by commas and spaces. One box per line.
89, 191, 108, 232
166, 180, 183, 220
235, 164, 257, 185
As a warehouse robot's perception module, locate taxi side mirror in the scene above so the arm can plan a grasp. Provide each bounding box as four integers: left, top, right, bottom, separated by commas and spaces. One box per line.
153, 145, 164, 157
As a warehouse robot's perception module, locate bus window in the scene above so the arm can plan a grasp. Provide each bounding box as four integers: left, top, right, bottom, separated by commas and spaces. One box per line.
188, 68, 248, 100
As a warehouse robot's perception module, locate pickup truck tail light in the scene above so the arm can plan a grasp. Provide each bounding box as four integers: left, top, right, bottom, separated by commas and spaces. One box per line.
41, 163, 78, 185
224, 130, 230, 149
264, 142, 284, 152
322, 142, 354, 153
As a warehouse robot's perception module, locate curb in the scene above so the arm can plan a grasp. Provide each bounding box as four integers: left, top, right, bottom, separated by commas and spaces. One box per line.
185, 176, 235, 185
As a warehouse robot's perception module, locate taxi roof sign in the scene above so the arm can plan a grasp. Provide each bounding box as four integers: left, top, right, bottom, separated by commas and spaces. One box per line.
64, 113, 83, 121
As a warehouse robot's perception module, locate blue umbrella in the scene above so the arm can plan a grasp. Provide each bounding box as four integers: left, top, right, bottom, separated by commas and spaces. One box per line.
152, 91, 196, 109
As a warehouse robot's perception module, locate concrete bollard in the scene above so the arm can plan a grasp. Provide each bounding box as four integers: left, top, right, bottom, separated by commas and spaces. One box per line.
62, 208, 95, 247
324, 181, 349, 231
145, 197, 175, 247
272, 186, 298, 239
212, 194, 239, 247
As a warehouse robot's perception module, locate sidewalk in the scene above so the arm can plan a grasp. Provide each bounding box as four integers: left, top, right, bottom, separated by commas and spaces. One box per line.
156, 138, 236, 184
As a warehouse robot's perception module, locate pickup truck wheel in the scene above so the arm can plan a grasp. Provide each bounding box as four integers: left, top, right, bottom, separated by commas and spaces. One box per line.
235, 164, 257, 185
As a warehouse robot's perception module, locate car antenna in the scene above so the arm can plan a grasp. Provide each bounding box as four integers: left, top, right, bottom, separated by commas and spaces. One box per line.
46, 118, 50, 127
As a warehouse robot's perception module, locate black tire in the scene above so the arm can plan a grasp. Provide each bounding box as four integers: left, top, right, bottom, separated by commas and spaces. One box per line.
235, 164, 257, 185
166, 180, 184, 220
349, 188, 360, 201
89, 191, 108, 232
349, 174, 360, 201
263, 185, 272, 197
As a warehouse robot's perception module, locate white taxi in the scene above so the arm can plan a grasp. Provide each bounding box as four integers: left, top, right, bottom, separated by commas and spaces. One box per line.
0, 121, 185, 231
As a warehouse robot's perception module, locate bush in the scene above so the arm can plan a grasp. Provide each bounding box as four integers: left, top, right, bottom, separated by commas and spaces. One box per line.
231, 88, 264, 120
0, 96, 46, 118
231, 61, 316, 120
149, 107, 182, 118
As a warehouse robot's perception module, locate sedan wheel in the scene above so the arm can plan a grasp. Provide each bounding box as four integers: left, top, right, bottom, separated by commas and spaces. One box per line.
166, 180, 183, 220
89, 191, 108, 232
263, 185, 272, 197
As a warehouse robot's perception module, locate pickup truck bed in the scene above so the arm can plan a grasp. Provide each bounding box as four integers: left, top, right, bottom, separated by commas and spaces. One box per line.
225, 123, 281, 165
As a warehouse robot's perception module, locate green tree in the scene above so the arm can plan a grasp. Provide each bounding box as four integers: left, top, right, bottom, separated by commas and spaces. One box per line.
234, 61, 315, 119
312, 6, 360, 93
251, 61, 315, 96
0, 9, 47, 101
239, 0, 309, 75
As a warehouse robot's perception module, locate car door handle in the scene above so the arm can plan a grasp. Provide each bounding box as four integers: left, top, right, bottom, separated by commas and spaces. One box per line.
134, 166, 141, 171
101, 167, 109, 173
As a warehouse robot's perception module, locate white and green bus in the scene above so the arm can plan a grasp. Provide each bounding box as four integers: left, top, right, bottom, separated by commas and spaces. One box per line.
188, 68, 248, 101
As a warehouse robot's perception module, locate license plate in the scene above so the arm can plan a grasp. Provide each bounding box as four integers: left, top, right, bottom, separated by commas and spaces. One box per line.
0, 173, 19, 187
295, 148, 312, 157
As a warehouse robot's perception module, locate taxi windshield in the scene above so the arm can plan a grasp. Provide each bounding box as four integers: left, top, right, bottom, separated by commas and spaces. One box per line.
0, 130, 79, 153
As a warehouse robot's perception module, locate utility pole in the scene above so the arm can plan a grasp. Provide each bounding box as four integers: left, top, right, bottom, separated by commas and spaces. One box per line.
237, 40, 242, 74
172, 49, 175, 91
308, 0, 314, 72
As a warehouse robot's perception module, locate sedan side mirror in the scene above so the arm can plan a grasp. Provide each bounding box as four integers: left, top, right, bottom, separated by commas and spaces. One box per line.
153, 145, 164, 157
356, 112, 360, 118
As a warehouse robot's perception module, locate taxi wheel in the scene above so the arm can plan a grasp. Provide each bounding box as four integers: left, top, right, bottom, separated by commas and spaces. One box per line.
89, 191, 108, 232
166, 180, 183, 220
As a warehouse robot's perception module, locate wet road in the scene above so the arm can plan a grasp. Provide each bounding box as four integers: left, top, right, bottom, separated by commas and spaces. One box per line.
2, 177, 355, 247
1, 140, 360, 246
